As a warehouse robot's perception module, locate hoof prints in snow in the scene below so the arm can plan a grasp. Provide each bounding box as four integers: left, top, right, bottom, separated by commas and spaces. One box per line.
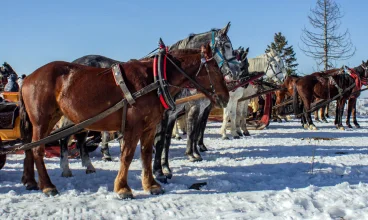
1, 118, 368, 219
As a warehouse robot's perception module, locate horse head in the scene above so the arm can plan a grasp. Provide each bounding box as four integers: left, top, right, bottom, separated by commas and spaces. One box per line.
211, 22, 243, 82
1, 62, 17, 78
361, 60, 368, 79
234, 47, 250, 77
265, 51, 287, 84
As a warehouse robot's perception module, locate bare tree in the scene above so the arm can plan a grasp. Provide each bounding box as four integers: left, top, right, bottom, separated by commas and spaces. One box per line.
300, 0, 355, 71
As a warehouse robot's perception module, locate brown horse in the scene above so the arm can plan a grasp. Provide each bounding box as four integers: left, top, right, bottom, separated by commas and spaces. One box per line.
19, 43, 229, 198
274, 75, 300, 120
293, 68, 355, 130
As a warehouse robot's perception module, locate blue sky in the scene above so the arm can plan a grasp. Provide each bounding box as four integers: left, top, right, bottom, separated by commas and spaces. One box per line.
1, 0, 367, 90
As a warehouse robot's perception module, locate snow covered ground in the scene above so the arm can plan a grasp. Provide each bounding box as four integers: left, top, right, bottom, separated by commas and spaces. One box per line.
1, 118, 368, 219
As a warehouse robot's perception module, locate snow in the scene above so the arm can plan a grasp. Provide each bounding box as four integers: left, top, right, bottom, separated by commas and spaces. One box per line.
1, 117, 368, 219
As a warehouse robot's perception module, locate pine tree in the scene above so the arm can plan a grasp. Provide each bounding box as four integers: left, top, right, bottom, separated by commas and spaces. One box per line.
266, 32, 299, 76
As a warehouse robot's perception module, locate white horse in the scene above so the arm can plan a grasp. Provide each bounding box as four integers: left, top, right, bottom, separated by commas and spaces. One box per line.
220, 49, 286, 139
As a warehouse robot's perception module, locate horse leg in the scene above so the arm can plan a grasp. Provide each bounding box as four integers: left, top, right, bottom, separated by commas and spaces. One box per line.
185, 106, 202, 162
140, 127, 164, 195
321, 106, 328, 123
325, 103, 330, 118
346, 98, 353, 128
229, 103, 240, 139
220, 108, 230, 140
171, 121, 180, 140
114, 127, 141, 199
235, 102, 244, 136
197, 104, 212, 152
334, 102, 339, 126
22, 149, 38, 190
351, 98, 360, 128
32, 125, 59, 196
60, 135, 73, 177
299, 92, 316, 130
240, 100, 250, 136
336, 99, 346, 130
314, 108, 321, 122
153, 110, 169, 183
101, 131, 112, 161
77, 132, 96, 174
161, 113, 177, 180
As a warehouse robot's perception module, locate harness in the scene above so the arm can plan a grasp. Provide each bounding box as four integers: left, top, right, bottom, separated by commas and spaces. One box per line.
210, 31, 239, 79
112, 38, 217, 138
264, 53, 284, 84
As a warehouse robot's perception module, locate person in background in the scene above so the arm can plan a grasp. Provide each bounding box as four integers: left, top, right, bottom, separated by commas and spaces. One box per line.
17, 74, 26, 88
4, 74, 19, 92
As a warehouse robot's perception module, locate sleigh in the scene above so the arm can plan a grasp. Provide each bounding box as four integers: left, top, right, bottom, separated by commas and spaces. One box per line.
0, 92, 100, 170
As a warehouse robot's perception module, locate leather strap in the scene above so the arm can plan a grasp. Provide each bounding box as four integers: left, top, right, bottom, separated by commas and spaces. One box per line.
112, 64, 135, 106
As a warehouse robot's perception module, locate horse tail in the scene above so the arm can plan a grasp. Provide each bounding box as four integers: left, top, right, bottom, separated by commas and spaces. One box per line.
293, 84, 301, 116
19, 89, 33, 143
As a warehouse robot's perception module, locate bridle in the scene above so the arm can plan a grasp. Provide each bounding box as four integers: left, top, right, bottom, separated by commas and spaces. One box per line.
265, 54, 285, 84
210, 30, 240, 80
157, 40, 219, 110
361, 63, 368, 79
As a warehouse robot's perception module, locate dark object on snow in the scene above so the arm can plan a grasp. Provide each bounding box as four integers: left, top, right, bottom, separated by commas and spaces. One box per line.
189, 182, 207, 190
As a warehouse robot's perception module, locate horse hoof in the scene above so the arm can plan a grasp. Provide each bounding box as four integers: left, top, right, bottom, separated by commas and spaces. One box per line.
86, 169, 96, 174
346, 124, 353, 128
355, 125, 361, 128
61, 171, 73, 178
188, 155, 203, 162
43, 188, 59, 197
102, 156, 112, 162
118, 192, 134, 200
199, 145, 208, 152
222, 136, 229, 140
182, 132, 187, 135
339, 126, 345, 131
175, 136, 182, 140
150, 187, 165, 195
309, 125, 318, 130
243, 131, 250, 136
26, 184, 39, 191
154, 171, 168, 184
233, 136, 240, 139
303, 124, 308, 130
236, 131, 243, 137
322, 119, 328, 123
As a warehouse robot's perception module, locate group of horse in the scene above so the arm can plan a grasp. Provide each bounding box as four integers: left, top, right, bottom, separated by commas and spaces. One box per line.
274, 62, 368, 131
2, 22, 367, 200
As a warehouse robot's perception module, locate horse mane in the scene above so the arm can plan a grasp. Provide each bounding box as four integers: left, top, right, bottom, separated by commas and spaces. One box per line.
169, 29, 216, 51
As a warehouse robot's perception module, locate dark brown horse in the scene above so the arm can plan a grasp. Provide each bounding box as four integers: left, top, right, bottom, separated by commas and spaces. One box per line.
19, 44, 229, 198
345, 61, 368, 128
293, 68, 355, 130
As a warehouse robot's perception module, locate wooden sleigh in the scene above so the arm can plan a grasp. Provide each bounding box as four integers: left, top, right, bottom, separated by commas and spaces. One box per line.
0, 92, 98, 170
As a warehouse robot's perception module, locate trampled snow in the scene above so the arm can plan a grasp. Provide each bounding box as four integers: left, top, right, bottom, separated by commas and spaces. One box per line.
1, 118, 368, 219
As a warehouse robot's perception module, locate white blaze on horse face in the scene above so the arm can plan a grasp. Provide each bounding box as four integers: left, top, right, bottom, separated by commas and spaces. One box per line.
266, 55, 286, 84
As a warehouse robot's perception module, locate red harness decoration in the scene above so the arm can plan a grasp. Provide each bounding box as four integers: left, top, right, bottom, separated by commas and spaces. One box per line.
348, 68, 362, 89
153, 46, 170, 109
348, 68, 363, 98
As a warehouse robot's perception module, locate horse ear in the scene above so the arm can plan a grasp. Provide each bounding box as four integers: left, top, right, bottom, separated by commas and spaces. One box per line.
220, 22, 231, 35
245, 47, 249, 53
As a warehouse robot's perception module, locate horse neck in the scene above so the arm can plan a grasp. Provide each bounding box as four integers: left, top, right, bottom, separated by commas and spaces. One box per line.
166, 53, 203, 96
354, 66, 365, 77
